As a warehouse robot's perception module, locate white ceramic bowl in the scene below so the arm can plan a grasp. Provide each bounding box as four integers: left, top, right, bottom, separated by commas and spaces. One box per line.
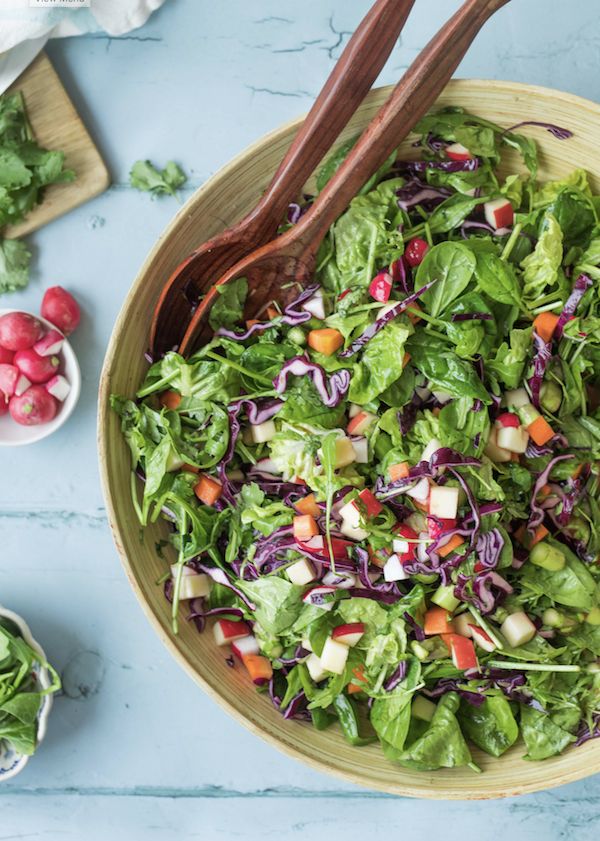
0, 309, 81, 446
0, 607, 54, 781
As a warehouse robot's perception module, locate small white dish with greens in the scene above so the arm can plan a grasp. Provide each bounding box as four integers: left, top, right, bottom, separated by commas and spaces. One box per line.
113, 107, 600, 773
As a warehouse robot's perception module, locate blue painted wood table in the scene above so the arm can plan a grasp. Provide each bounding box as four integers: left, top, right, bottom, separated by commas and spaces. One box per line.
2, 0, 600, 836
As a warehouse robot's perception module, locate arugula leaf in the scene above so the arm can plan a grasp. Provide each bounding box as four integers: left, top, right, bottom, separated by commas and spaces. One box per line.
240, 577, 303, 635
130, 159, 187, 197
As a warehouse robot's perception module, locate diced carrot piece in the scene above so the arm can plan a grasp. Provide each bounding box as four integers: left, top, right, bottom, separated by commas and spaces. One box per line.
347, 681, 363, 694
389, 461, 410, 482
246, 319, 261, 329
407, 302, 422, 325
424, 606, 455, 636
293, 514, 319, 541
159, 390, 181, 410
533, 312, 559, 343
572, 463, 585, 479
437, 534, 465, 559
511, 452, 521, 463
194, 475, 223, 506
266, 305, 280, 319
307, 328, 344, 356
402, 351, 411, 368
432, 407, 441, 417
515, 523, 549, 549
242, 654, 273, 684
295, 493, 321, 518
527, 415, 554, 446
182, 463, 200, 474
352, 665, 368, 684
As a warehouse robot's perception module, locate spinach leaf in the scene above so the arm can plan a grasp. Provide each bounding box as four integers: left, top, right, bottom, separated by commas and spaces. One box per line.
391, 692, 473, 771
521, 212, 563, 307
349, 320, 412, 404
459, 694, 518, 757
474, 252, 523, 308
417, 241, 477, 317
520, 538, 596, 610
545, 188, 596, 249
370, 658, 421, 751
209, 277, 248, 331
426, 194, 486, 236
407, 333, 491, 403
486, 327, 532, 389
333, 694, 377, 746
520, 705, 576, 760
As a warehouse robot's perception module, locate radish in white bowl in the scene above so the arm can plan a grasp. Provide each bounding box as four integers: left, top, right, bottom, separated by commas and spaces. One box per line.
0, 308, 81, 447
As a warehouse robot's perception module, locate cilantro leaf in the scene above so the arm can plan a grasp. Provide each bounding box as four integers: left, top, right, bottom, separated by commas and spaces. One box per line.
129, 159, 187, 197
0, 237, 31, 293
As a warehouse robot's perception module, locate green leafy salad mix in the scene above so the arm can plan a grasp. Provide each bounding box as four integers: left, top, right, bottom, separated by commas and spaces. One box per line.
113, 107, 600, 772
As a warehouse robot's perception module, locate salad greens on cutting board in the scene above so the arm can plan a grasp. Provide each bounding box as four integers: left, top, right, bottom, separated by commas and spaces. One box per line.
0, 90, 74, 293
113, 106, 600, 772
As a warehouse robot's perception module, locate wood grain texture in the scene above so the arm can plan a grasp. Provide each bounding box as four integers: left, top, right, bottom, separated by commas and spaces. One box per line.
99, 79, 600, 800
4, 52, 110, 239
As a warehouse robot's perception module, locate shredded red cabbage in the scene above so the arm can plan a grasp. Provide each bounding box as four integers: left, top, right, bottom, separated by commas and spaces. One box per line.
528, 453, 574, 532
575, 713, 600, 747
455, 570, 512, 614
474, 528, 504, 570
554, 274, 593, 340
528, 331, 553, 410
383, 661, 408, 691
273, 355, 350, 407
451, 312, 493, 322
339, 279, 439, 359
504, 121, 573, 140
397, 178, 452, 211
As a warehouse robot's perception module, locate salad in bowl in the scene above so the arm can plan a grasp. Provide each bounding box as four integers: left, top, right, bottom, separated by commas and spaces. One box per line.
112, 106, 600, 773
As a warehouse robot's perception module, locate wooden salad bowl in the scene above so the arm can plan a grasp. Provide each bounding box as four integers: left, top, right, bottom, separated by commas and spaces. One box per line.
99, 80, 600, 798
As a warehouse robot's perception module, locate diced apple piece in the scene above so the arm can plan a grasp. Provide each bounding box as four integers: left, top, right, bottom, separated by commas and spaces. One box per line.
484, 427, 513, 463
331, 623, 365, 647
213, 619, 251, 646
339, 499, 363, 529
306, 653, 327, 682
501, 611, 537, 647
231, 636, 260, 658
320, 637, 350, 674
340, 519, 369, 542
302, 586, 336, 611
348, 403, 362, 418
484, 197, 514, 230
254, 457, 281, 474
496, 412, 520, 429
503, 387, 530, 408
412, 695, 436, 722
170, 567, 211, 601
447, 634, 479, 671
249, 419, 276, 443
322, 570, 356, 589
429, 485, 459, 519
383, 553, 409, 582
302, 288, 325, 320
333, 436, 356, 468
350, 437, 369, 463
445, 142, 473, 161
421, 438, 443, 464
347, 410, 377, 436
406, 477, 430, 502
453, 612, 474, 638
287, 558, 317, 586
469, 624, 497, 653
497, 425, 529, 454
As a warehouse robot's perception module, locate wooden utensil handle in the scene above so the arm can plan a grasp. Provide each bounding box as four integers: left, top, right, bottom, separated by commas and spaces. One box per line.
249, 0, 416, 233
291, 0, 511, 246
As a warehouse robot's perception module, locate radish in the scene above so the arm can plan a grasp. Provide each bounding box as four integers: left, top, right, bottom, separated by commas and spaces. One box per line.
0, 312, 44, 351
231, 636, 260, 659
404, 237, 429, 267
33, 329, 65, 357
14, 349, 60, 384
0, 391, 7, 416
428, 485, 459, 519
369, 271, 393, 303
249, 419, 276, 444
213, 619, 251, 646
286, 558, 316, 586
45, 375, 71, 402
0, 364, 30, 397
469, 624, 496, 652
302, 585, 336, 610
0, 346, 13, 365
445, 142, 473, 161
319, 637, 349, 674
306, 653, 327, 682
383, 553, 409, 582
350, 437, 368, 463
41, 287, 81, 335
9, 385, 57, 426
332, 623, 365, 647
346, 410, 377, 436
484, 198, 514, 230
501, 612, 536, 647
302, 288, 325, 320
495, 412, 520, 429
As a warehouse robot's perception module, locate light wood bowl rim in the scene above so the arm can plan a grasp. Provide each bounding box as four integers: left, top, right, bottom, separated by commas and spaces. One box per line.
99, 79, 600, 799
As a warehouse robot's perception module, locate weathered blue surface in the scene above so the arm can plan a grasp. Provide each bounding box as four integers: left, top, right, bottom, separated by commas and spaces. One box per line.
2, 0, 600, 836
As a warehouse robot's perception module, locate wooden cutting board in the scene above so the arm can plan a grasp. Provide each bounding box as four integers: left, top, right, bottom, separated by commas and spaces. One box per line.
4, 52, 110, 239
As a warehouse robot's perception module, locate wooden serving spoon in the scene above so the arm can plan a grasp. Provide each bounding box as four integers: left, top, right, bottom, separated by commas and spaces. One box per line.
150, 0, 417, 357
179, 0, 510, 356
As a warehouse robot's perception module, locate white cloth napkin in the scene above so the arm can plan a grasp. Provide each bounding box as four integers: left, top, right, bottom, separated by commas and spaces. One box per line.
0, 0, 167, 93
